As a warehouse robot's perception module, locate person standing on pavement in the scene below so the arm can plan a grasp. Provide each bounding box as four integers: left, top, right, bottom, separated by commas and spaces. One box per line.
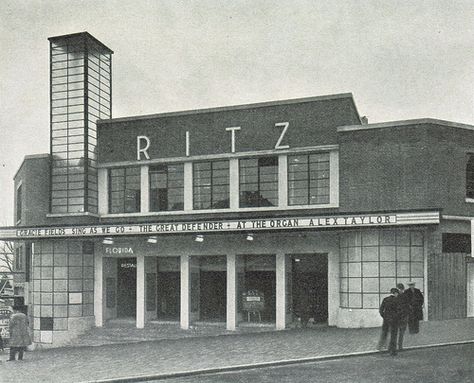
7, 305, 31, 361
377, 288, 400, 356
405, 281, 424, 334
396, 283, 410, 350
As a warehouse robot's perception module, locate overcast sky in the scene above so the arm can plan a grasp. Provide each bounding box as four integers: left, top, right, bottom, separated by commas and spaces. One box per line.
0, 0, 473, 225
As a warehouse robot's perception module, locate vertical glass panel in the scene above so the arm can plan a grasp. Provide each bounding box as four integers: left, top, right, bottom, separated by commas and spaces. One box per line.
193, 160, 229, 210
239, 156, 278, 207
150, 164, 184, 211
288, 153, 330, 205
108, 167, 140, 213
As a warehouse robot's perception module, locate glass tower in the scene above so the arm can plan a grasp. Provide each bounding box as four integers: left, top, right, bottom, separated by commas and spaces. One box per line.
49, 32, 113, 214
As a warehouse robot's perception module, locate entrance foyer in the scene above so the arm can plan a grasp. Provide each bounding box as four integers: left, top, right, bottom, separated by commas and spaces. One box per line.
95, 251, 331, 330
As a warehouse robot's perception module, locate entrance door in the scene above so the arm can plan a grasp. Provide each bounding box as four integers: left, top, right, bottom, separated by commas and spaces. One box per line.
200, 271, 227, 321
117, 258, 137, 318
292, 254, 328, 323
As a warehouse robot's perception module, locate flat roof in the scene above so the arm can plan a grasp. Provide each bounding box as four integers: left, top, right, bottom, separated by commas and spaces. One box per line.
13, 154, 50, 180
48, 32, 114, 54
98, 93, 360, 124
338, 118, 474, 133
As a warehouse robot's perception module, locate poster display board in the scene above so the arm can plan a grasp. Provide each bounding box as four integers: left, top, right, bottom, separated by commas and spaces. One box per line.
0, 305, 13, 339
242, 290, 265, 312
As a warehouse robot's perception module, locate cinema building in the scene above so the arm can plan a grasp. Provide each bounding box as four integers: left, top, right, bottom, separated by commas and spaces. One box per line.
1, 32, 473, 347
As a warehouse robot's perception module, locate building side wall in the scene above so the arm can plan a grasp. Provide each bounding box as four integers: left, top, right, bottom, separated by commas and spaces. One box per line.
14, 156, 51, 226
339, 124, 474, 217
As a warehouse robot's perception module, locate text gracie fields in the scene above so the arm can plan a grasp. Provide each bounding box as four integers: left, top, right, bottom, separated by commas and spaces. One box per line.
14, 214, 397, 239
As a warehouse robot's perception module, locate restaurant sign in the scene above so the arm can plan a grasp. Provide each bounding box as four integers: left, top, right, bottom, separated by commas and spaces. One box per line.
0, 211, 440, 240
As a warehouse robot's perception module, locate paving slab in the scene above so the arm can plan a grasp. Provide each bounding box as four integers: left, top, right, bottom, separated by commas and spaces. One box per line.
1, 318, 473, 383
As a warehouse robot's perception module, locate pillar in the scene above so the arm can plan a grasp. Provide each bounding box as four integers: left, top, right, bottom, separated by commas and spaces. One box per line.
276, 252, 287, 330
140, 165, 149, 213
184, 163, 193, 212
329, 150, 339, 206
229, 159, 239, 209
226, 254, 237, 330
180, 254, 191, 329
136, 255, 145, 328
471, 219, 474, 258
94, 254, 103, 327
98, 168, 108, 215
278, 155, 288, 208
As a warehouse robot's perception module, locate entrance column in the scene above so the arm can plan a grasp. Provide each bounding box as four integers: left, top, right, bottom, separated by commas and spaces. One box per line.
94, 254, 104, 327
226, 254, 237, 331
471, 219, 474, 258
136, 255, 145, 328
276, 252, 287, 330
468, 219, 474, 317
180, 254, 191, 329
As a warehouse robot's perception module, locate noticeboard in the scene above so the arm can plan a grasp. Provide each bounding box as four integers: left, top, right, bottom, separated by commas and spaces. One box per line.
242, 290, 265, 312
0, 305, 12, 339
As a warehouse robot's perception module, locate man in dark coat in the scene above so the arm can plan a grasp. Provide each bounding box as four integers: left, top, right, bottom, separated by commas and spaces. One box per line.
377, 288, 400, 356
405, 281, 424, 334
396, 283, 410, 350
7, 305, 31, 361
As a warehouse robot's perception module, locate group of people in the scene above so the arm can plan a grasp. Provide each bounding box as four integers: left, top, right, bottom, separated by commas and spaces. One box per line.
0, 305, 32, 362
378, 281, 424, 356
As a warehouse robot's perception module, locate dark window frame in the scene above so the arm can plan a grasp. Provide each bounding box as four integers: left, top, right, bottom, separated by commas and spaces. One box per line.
193, 160, 230, 210
467, 153, 474, 199
149, 163, 184, 212
16, 184, 22, 223
287, 153, 330, 206
239, 156, 278, 208
108, 167, 141, 213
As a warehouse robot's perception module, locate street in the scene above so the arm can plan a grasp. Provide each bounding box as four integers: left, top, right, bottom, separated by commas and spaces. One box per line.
151, 343, 474, 383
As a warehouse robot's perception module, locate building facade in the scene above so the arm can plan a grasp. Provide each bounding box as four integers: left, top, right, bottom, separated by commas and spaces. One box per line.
1, 32, 474, 347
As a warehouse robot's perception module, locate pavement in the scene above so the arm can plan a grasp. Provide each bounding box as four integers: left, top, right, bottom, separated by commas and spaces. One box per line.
1, 318, 473, 383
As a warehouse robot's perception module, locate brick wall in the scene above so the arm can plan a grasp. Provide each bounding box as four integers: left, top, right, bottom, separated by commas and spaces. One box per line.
338, 123, 474, 217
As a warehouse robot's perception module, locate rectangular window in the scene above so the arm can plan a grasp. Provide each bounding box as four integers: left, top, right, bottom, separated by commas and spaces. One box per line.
467, 154, 474, 199
25, 243, 32, 282
193, 160, 229, 209
239, 156, 278, 207
149, 164, 184, 211
15, 247, 23, 271
339, 230, 424, 309
16, 184, 22, 222
288, 153, 330, 205
442, 233, 471, 253
109, 167, 141, 213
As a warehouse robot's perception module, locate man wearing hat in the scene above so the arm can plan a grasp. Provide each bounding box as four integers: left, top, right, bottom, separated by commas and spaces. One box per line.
7, 305, 31, 361
396, 283, 410, 350
377, 287, 401, 356
405, 281, 424, 334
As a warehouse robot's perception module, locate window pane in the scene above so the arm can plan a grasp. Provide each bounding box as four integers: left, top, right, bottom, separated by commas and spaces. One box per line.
239, 156, 278, 207
109, 167, 140, 213
193, 160, 229, 210
288, 153, 330, 206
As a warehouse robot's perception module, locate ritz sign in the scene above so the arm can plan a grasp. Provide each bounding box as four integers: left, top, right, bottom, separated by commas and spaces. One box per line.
136, 122, 290, 160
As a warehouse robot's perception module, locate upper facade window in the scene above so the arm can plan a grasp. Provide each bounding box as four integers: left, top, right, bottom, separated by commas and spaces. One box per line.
467, 154, 474, 199
14, 246, 23, 271
239, 156, 278, 207
16, 184, 22, 223
149, 164, 184, 211
109, 167, 140, 213
288, 153, 330, 205
193, 160, 229, 210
